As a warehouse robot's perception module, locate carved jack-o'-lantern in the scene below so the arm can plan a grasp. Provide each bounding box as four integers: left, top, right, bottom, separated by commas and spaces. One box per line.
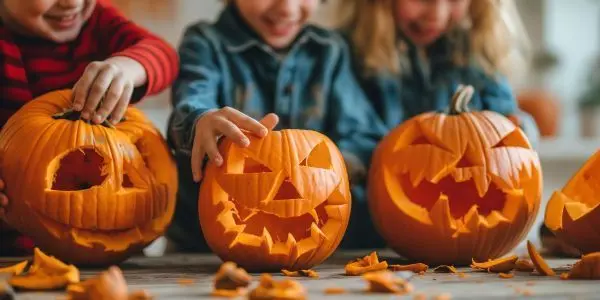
199, 129, 350, 271
368, 85, 542, 265
0, 90, 177, 266
545, 150, 600, 254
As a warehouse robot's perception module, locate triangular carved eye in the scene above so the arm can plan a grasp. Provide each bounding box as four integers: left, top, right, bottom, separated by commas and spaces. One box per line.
300, 141, 331, 169
52, 148, 108, 191
492, 130, 529, 148
243, 157, 272, 173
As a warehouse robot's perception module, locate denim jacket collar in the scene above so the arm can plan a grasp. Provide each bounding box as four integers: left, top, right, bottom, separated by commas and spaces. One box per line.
214, 4, 334, 55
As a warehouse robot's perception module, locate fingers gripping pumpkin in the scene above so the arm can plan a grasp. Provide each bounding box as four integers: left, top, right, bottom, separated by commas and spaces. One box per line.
545, 150, 600, 254
199, 129, 350, 272
0, 90, 177, 266
368, 85, 542, 265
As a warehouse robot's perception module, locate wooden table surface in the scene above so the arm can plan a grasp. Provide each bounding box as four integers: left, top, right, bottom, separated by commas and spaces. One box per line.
0, 249, 597, 300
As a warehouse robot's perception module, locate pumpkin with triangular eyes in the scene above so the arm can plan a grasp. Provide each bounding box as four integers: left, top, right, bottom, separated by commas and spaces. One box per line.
368, 85, 542, 265
0, 90, 177, 266
199, 129, 350, 271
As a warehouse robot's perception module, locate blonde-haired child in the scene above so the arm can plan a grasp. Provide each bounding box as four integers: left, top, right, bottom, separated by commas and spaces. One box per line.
337, 0, 539, 143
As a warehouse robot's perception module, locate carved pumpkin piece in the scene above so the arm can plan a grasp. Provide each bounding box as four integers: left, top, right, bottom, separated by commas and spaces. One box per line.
369, 85, 542, 265
200, 130, 350, 271
545, 150, 600, 254
0, 90, 177, 266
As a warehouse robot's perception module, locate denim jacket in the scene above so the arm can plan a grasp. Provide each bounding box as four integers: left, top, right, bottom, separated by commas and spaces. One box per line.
348, 31, 539, 145
166, 4, 387, 250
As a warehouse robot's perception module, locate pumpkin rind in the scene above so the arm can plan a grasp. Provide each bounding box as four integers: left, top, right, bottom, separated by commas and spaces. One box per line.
544, 150, 600, 254
199, 129, 350, 271
0, 90, 177, 266
368, 85, 542, 265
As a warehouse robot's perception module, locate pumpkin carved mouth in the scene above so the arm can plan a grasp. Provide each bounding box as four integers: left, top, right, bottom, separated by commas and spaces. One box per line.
399, 174, 515, 219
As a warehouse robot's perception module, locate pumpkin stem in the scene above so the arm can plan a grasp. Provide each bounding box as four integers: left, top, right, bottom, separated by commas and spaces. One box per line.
51, 109, 118, 129
449, 84, 475, 115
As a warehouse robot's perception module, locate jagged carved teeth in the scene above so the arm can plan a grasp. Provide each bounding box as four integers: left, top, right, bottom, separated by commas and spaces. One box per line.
219, 192, 347, 256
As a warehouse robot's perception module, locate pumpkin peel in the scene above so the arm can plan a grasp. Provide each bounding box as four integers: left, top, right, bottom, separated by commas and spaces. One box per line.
212, 262, 251, 297
389, 263, 429, 273
526, 240, 555, 276
433, 265, 458, 273
248, 274, 306, 300
345, 252, 389, 276
66, 266, 150, 300
9, 248, 79, 290
362, 271, 414, 294
515, 259, 534, 272
470, 255, 518, 273
281, 269, 318, 278
0, 261, 28, 276
564, 252, 600, 279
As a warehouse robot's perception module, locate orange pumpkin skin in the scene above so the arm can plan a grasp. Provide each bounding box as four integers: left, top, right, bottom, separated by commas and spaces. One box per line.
0, 90, 177, 266
545, 151, 600, 254
199, 129, 351, 272
517, 90, 560, 137
368, 86, 542, 266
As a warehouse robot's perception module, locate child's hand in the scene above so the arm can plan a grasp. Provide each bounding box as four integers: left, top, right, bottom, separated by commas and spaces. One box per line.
0, 179, 8, 219
72, 57, 147, 125
191, 109, 279, 182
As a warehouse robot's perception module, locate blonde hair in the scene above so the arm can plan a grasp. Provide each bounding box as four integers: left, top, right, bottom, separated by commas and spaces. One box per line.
336, 0, 531, 78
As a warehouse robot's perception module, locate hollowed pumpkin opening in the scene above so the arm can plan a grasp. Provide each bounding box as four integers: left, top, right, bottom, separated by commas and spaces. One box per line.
399, 175, 507, 219
52, 148, 108, 191
232, 200, 329, 242
273, 179, 302, 200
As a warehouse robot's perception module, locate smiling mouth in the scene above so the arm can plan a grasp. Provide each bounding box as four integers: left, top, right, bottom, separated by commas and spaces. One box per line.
215, 182, 347, 258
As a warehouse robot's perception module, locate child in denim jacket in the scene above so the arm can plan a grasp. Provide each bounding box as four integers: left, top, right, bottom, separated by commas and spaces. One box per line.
166, 0, 387, 252
338, 0, 539, 144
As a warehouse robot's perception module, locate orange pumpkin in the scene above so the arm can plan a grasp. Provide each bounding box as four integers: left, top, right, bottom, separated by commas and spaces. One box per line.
199, 129, 350, 271
0, 90, 177, 266
545, 150, 600, 254
368, 85, 542, 265
517, 89, 561, 137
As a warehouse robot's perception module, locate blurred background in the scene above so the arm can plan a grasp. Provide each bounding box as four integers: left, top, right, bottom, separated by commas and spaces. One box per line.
109, 0, 600, 254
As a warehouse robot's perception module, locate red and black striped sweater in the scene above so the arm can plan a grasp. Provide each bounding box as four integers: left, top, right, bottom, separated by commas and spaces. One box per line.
0, 2, 179, 127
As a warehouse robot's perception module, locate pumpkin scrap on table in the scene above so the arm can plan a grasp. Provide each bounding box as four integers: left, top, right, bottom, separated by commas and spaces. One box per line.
515, 259, 534, 272
66, 266, 151, 300
248, 274, 306, 300
199, 129, 351, 272
389, 263, 429, 273
470, 255, 518, 273
8, 248, 79, 290
368, 84, 541, 265
323, 287, 346, 294
345, 252, 389, 275
0, 90, 178, 266
0, 261, 28, 276
526, 241, 555, 276
432, 265, 458, 273
362, 271, 414, 294
562, 252, 600, 279
212, 262, 251, 297
498, 272, 514, 279
281, 269, 319, 278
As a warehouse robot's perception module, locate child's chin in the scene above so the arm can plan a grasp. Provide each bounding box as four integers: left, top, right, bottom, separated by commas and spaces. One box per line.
46, 29, 82, 43
265, 36, 296, 50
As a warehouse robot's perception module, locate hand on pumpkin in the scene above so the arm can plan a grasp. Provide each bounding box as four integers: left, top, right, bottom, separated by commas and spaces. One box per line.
191, 108, 279, 182
72, 57, 147, 125
0, 179, 8, 219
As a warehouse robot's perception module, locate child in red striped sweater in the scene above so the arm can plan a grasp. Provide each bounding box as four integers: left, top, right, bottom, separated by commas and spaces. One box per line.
0, 0, 179, 256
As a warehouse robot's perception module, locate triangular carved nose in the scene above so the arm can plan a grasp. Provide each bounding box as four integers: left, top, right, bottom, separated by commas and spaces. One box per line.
273, 177, 302, 200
